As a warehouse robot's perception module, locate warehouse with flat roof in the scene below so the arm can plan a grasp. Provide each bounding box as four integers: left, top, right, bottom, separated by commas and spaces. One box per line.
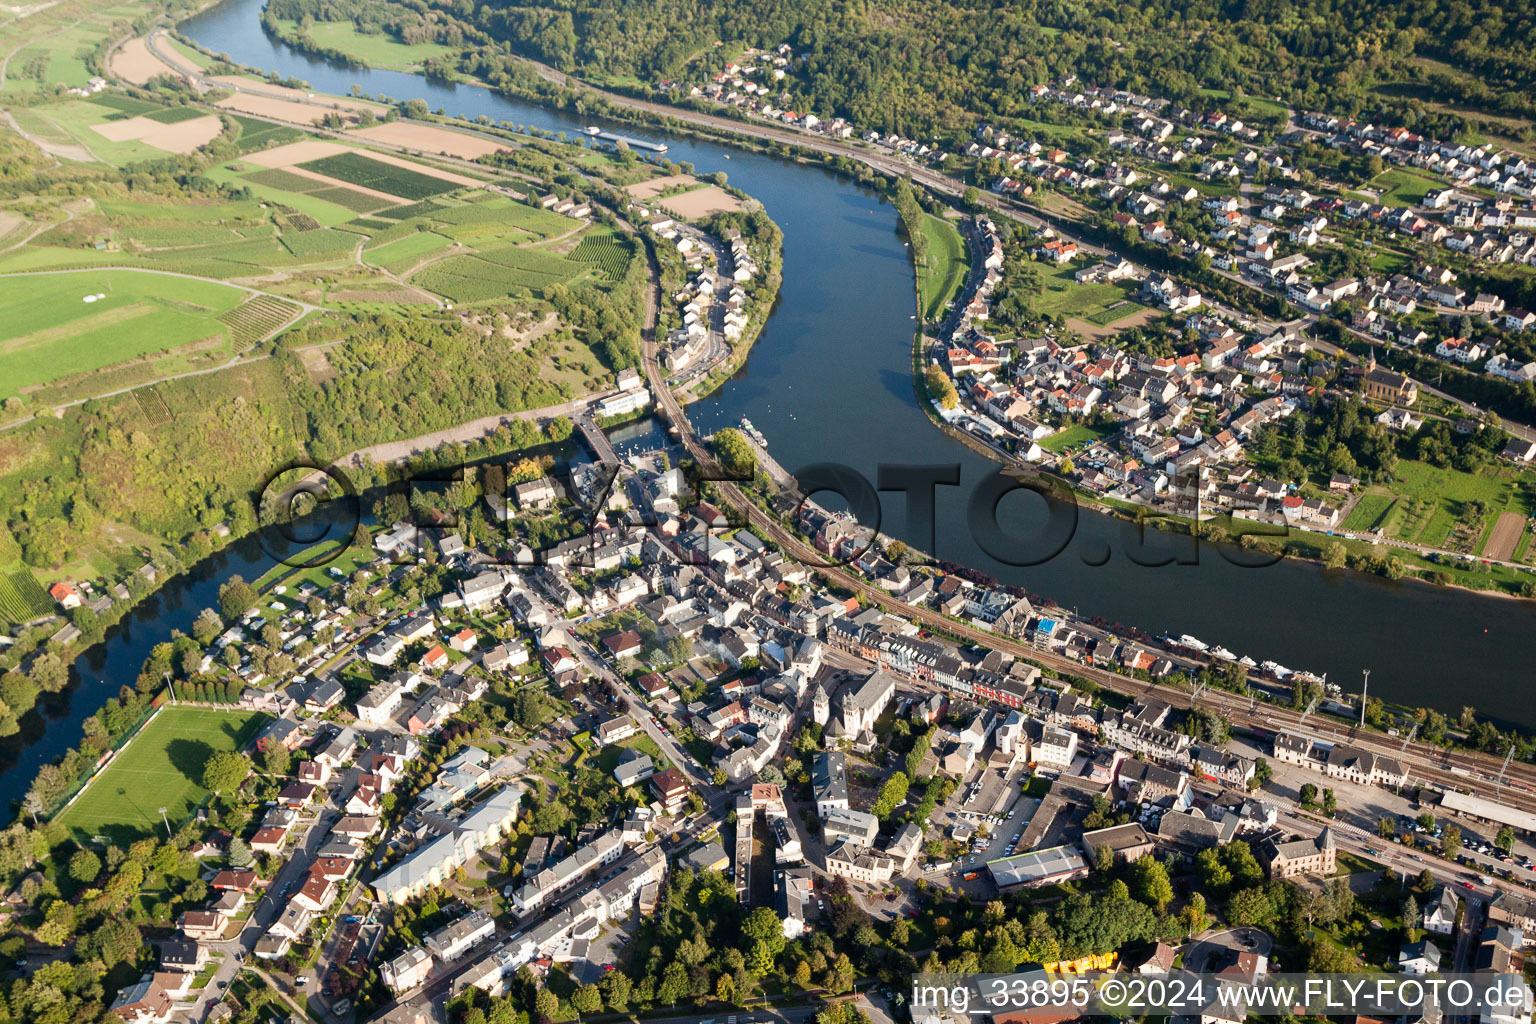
986, 844, 1090, 890
1440, 790, 1536, 833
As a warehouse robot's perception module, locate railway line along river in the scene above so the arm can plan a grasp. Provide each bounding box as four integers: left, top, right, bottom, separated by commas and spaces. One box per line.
3, 0, 1532, 817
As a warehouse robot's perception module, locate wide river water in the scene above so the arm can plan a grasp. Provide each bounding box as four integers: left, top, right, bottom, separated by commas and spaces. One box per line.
3, 0, 1532, 815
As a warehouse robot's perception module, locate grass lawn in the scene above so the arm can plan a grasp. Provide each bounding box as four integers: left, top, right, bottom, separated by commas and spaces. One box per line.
0, 269, 245, 397
1032, 262, 1137, 320
1039, 422, 1117, 453
593, 733, 668, 775
1367, 169, 1443, 208
56, 706, 270, 844
1083, 299, 1148, 326
915, 212, 967, 322
289, 19, 457, 70
1342, 494, 1394, 532
254, 530, 376, 592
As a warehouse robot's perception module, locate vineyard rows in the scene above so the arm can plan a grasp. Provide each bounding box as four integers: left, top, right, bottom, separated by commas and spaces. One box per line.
0, 572, 51, 626
299, 153, 455, 201
219, 296, 302, 351
570, 229, 633, 280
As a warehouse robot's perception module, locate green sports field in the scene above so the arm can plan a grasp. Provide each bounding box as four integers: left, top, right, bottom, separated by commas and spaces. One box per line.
56, 706, 269, 844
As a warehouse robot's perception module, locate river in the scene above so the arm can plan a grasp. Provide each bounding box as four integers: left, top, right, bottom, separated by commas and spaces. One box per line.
4, 0, 1530, 812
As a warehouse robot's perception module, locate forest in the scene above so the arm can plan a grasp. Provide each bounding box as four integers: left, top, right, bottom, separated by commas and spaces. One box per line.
273, 0, 1536, 139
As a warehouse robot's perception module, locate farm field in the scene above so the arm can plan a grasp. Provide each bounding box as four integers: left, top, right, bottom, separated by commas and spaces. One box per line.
1344, 460, 1536, 554
20, 97, 221, 164
349, 120, 512, 160
0, 0, 159, 96
56, 707, 270, 844
915, 212, 967, 322
412, 248, 586, 302
658, 184, 743, 218
1485, 511, 1526, 562
0, 270, 247, 396
108, 35, 179, 85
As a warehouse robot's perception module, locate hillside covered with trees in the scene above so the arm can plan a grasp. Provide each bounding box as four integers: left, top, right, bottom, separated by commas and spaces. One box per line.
279, 0, 1536, 137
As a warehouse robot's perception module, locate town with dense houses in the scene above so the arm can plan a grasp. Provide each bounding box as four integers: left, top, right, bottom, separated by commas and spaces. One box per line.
23, 408, 1535, 1024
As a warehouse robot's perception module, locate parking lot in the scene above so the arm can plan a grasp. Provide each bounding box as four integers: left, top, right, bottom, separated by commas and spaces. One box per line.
928, 764, 1043, 880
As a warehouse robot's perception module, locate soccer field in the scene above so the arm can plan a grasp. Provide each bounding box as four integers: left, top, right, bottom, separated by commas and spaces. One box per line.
56, 706, 270, 844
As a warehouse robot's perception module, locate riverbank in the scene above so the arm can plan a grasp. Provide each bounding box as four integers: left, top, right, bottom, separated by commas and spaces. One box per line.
161, 0, 1536, 734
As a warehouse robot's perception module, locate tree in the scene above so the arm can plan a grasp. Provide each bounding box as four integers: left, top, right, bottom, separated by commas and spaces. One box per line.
227, 836, 253, 868
599, 970, 631, 1010
571, 983, 602, 1016
712, 428, 757, 476
1322, 542, 1347, 569
30, 652, 68, 694
658, 960, 689, 1005
1251, 757, 1272, 791
81, 918, 142, 968
871, 772, 910, 819
192, 608, 223, 644
667, 634, 692, 666
35, 899, 75, 945
1299, 782, 1318, 806
1195, 847, 1232, 891
1496, 827, 1516, 856
1401, 894, 1420, 933
742, 906, 788, 957
1441, 825, 1461, 857
534, 987, 559, 1023
260, 742, 290, 776
924, 365, 958, 410
201, 751, 252, 795
1322, 788, 1337, 817
1128, 854, 1174, 910
824, 952, 855, 995
1377, 817, 1396, 839
1182, 891, 1208, 935
218, 576, 258, 620
69, 848, 101, 883
512, 688, 553, 730
1226, 886, 1275, 927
